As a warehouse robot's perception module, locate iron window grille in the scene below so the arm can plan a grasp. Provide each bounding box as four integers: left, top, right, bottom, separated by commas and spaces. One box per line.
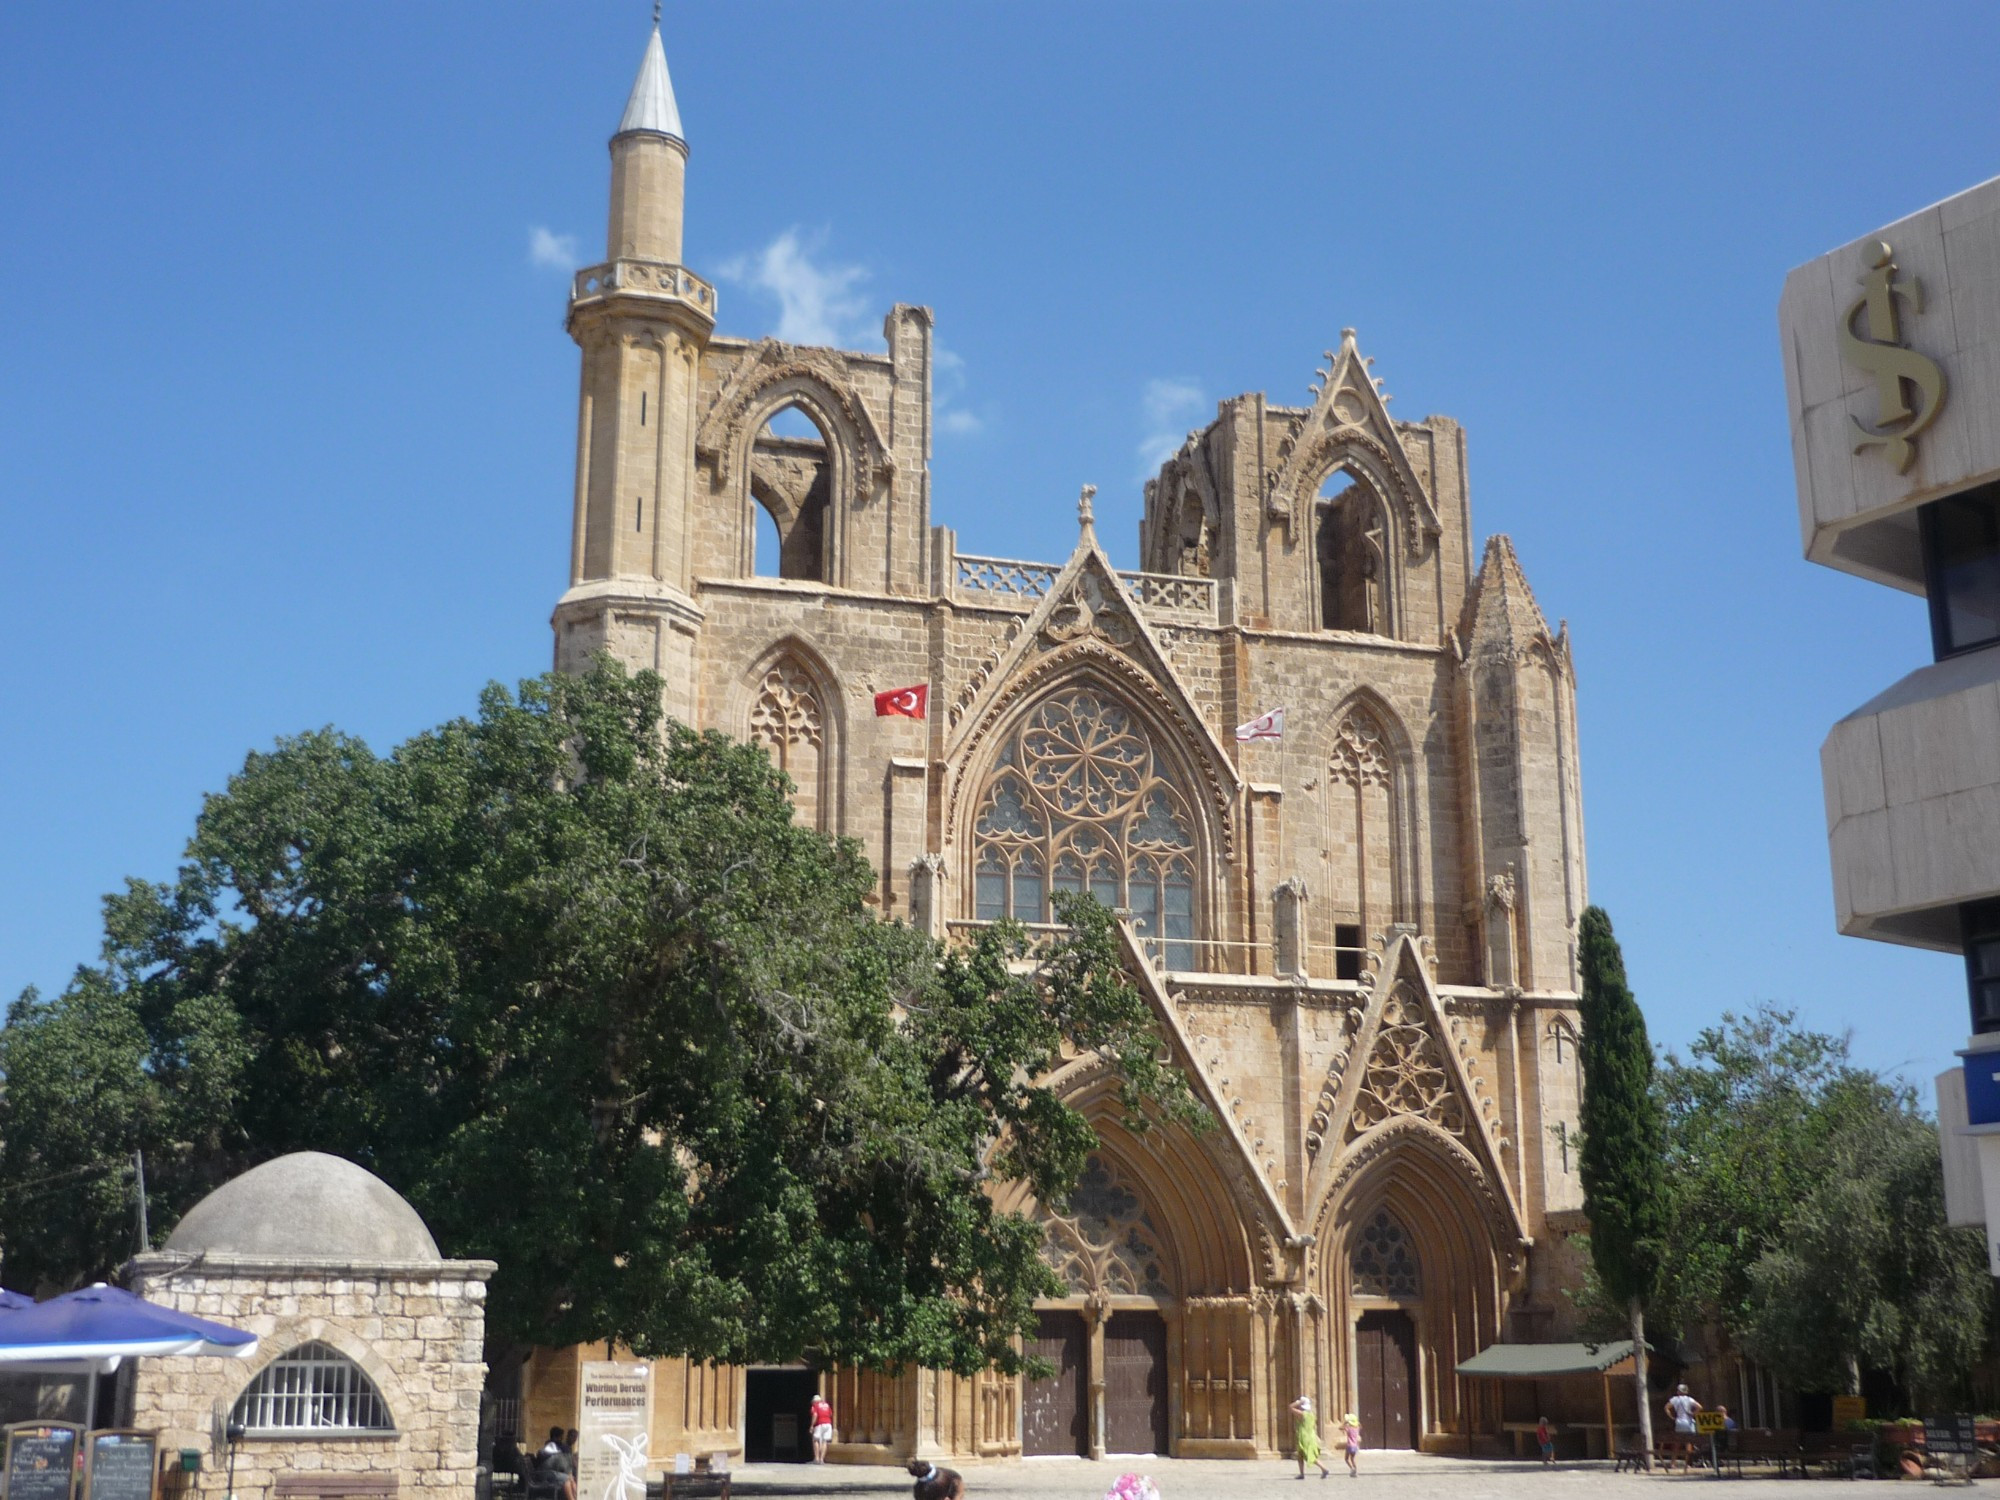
231, 1342, 394, 1434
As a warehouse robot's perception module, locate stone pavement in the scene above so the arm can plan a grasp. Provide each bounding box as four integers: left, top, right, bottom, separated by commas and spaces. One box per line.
717, 1453, 1946, 1499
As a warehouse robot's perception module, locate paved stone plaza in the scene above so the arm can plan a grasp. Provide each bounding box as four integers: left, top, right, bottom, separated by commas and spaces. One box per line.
719, 1454, 1935, 1498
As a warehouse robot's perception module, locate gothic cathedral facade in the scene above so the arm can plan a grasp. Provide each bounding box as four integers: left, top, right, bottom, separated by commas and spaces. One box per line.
522, 26, 1592, 1462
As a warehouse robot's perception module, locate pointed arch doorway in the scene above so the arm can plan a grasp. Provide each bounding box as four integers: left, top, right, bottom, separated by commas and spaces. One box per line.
1348, 1208, 1421, 1450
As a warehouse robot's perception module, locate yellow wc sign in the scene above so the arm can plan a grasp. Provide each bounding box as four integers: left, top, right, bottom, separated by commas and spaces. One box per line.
1695, 1412, 1728, 1435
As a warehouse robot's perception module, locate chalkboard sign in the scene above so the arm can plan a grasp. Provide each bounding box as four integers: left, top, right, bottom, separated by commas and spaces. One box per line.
1924, 1414, 1980, 1457
4, 1422, 81, 1500
83, 1433, 156, 1500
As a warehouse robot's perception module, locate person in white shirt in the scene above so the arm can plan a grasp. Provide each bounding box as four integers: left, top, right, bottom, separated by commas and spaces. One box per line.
1664, 1385, 1702, 1471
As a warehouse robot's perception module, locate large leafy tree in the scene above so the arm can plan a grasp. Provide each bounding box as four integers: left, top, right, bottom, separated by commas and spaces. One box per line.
1577, 905, 1667, 1462
1652, 1007, 1988, 1410
0, 661, 1201, 1372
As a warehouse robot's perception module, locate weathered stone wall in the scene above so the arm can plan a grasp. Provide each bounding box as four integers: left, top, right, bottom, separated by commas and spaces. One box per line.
125, 1254, 491, 1500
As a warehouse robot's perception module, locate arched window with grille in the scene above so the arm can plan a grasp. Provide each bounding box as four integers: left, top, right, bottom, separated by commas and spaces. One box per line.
232, 1343, 395, 1434
970, 687, 1200, 968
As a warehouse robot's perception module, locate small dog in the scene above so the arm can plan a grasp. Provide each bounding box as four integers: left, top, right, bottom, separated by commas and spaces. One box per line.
907, 1458, 965, 1500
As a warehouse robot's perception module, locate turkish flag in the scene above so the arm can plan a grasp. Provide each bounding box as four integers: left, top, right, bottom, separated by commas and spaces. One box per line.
874, 683, 928, 719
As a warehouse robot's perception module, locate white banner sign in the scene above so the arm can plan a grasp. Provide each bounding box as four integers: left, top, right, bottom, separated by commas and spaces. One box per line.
577, 1362, 652, 1500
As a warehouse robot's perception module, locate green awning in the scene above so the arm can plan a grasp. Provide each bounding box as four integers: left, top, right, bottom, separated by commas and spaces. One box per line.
1455, 1340, 1642, 1378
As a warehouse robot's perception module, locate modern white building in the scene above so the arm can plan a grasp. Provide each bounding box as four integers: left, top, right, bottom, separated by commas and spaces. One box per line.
1779, 176, 2000, 1269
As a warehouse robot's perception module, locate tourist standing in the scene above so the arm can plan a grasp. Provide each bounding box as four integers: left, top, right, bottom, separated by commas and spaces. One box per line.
1537, 1416, 1554, 1466
1289, 1395, 1331, 1479
1665, 1385, 1701, 1471
809, 1390, 834, 1464
1342, 1412, 1362, 1478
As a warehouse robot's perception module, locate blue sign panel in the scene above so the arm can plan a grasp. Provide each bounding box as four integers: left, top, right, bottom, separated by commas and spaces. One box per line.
1964, 1056, 2000, 1127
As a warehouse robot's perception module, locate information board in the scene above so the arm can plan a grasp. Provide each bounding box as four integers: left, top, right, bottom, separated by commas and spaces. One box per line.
1924, 1414, 1979, 1457
82, 1432, 156, 1500
1831, 1395, 1867, 1427
575, 1363, 650, 1500
4, 1423, 82, 1500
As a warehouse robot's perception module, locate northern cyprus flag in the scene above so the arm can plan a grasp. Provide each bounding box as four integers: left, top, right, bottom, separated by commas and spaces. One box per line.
1234, 706, 1285, 742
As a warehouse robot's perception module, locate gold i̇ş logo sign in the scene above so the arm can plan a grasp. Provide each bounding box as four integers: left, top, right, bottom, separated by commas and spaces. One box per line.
1839, 240, 1947, 474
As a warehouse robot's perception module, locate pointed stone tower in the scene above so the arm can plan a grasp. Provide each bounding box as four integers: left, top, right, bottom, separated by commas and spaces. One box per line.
550, 22, 714, 721
1458, 535, 1586, 994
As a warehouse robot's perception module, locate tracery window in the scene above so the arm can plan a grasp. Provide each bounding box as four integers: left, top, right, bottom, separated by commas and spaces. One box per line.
972, 688, 1199, 968
750, 659, 826, 831
1350, 1209, 1420, 1298
231, 1342, 393, 1434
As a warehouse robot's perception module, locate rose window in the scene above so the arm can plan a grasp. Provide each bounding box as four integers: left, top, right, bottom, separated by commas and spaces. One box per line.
973, 688, 1198, 968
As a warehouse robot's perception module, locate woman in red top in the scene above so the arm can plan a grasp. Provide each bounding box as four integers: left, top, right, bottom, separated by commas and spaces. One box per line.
810, 1392, 834, 1464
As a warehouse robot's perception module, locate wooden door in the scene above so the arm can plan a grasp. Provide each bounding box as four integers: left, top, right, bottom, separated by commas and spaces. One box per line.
1355, 1310, 1417, 1450
1102, 1311, 1169, 1455
1022, 1311, 1088, 1456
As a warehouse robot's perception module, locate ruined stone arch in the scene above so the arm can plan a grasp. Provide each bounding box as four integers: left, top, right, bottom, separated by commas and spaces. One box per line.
737, 638, 843, 834
699, 359, 892, 587
1308, 447, 1408, 639
953, 663, 1228, 967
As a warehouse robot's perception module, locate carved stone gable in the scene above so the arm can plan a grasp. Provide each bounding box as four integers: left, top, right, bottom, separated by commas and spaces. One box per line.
1346, 982, 1466, 1141
1040, 568, 1137, 651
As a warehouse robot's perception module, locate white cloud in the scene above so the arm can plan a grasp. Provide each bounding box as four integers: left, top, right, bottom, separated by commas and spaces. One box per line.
528, 225, 580, 272
717, 228, 875, 348
932, 341, 987, 437
1137, 377, 1207, 473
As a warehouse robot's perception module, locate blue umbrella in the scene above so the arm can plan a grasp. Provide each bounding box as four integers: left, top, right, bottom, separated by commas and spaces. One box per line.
0, 1283, 256, 1371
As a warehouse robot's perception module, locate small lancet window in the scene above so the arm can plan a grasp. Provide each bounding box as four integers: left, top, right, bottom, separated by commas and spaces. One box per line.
640, 391, 648, 426
636, 496, 644, 532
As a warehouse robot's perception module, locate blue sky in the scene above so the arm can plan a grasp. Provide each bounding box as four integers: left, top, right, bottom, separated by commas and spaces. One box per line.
4, 3, 1998, 1095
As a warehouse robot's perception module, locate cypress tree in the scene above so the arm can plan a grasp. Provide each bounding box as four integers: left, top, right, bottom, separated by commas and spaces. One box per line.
1577, 905, 1667, 1466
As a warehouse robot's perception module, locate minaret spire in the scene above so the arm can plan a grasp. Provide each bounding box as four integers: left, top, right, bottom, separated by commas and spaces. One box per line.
616, 21, 685, 144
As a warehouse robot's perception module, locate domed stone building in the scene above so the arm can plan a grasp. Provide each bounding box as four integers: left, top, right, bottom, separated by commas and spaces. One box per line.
126, 1153, 494, 1500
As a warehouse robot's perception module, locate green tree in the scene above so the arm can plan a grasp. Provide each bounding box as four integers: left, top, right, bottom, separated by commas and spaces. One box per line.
0, 660, 1202, 1372
1577, 905, 1667, 1462
1739, 1078, 1987, 1409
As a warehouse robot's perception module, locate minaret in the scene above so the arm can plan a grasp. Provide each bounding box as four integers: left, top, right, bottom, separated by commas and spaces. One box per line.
551, 19, 715, 721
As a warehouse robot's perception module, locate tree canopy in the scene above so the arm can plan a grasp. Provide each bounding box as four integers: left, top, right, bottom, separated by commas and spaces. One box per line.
0, 661, 1202, 1373
1653, 1007, 1989, 1409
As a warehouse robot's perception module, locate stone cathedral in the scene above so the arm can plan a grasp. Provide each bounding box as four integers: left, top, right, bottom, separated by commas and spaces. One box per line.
521, 24, 1593, 1464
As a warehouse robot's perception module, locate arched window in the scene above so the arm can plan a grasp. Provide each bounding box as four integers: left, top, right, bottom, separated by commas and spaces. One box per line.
749, 402, 830, 581
1328, 705, 1398, 940
1350, 1208, 1421, 1298
232, 1342, 393, 1434
749, 658, 827, 831
1316, 467, 1387, 633
972, 688, 1199, 968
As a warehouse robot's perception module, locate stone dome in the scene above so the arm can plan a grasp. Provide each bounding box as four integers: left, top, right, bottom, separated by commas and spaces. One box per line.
165, 1152, 442, 1262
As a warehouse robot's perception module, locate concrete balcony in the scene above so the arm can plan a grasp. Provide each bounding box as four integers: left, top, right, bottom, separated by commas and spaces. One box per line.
1823, 644, 2000, 949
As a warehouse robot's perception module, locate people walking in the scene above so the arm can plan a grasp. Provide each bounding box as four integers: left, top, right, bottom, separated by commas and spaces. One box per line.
1537, 1416, 1554, 1466
1342, 1413, 1362, 1477
809, 1390, 834, 1464
1289, 1395, 1331, 1479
